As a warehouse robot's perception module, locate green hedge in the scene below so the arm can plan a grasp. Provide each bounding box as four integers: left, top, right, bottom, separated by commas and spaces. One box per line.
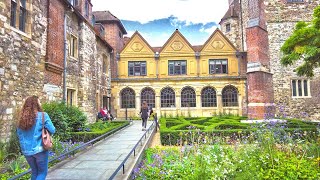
70, 121, 129, 142
159, 116, 319, 145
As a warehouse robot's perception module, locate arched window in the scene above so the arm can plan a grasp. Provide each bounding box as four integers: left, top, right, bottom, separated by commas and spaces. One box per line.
121, 88, 135, 108
201, 87, 217, 107
141, 88, 155, 108
161, 87, 175, 108
222, 86, 238, 107
181, 87, 196, 107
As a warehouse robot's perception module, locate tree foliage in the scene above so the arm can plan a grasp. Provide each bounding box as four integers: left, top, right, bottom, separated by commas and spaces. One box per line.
280, 5, 320, 77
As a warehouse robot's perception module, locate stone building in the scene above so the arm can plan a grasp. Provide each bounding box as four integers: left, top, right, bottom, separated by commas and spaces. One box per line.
220, 0, 320, 119
0, 0, 113, 141
112, 29, 247, 118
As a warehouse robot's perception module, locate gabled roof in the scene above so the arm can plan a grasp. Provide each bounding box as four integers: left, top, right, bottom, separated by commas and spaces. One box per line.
160, 29, 195, 53
200, 28, 238, 52
120, 31, 155, 54
92, 11, 127, 34
219, 0, 240, 24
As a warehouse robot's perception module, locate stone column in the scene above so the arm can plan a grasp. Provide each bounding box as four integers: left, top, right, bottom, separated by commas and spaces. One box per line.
217, 93, 223, 114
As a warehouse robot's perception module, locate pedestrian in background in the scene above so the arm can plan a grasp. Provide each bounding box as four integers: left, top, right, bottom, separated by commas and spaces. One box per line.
17, 96, 56, 180
140, 101, 149, 131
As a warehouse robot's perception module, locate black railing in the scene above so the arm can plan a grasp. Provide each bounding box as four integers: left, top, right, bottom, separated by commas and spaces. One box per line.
9, 122, 130, 180
108, 121, 155, 180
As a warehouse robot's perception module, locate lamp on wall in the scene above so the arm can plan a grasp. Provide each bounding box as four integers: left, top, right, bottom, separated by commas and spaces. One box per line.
195, 51, 200, 59
116, 52, 120, 60
154, 52, 160, 59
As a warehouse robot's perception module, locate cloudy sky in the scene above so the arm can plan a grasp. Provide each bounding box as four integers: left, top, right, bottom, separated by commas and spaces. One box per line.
91, 0, 229, 46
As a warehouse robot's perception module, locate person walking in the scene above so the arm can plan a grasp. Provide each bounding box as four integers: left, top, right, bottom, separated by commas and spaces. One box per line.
140, 101, 149, 131
17, 96, 56, 180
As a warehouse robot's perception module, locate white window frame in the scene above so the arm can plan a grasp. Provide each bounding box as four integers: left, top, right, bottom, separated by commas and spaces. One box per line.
291, 79, 311, 98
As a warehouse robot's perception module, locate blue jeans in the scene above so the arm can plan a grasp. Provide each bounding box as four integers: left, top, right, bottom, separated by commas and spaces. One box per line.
25, 150, 49, 180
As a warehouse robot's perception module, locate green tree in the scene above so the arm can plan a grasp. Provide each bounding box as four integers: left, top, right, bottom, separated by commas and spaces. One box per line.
280, 5, 320, 77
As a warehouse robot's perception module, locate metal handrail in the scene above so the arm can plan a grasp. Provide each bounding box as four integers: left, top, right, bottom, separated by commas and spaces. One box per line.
108, 121, 155, 180
9, 121, 130, 180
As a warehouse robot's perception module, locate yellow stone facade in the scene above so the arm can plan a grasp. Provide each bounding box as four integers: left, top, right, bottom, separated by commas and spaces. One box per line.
111, 29, 246, 118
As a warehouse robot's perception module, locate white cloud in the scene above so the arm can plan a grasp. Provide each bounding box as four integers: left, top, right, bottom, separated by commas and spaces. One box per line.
91, 0, 229, 25
200, 25, 219, 34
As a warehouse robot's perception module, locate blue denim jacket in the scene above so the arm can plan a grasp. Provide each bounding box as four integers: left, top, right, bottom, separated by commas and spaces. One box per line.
17, 112, 56, 156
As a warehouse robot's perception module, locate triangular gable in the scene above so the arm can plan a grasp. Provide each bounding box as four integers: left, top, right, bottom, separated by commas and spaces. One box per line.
200, 28, 237, 53
160, 29, 195, 54
121, 31, 154, 55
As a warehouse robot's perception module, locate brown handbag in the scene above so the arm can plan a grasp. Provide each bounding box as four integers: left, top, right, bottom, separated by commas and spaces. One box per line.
41, 112, 53, 150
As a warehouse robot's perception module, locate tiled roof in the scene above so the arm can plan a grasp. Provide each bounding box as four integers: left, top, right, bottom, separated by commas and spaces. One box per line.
92, 11, 127, 34
220, 1, 240, 23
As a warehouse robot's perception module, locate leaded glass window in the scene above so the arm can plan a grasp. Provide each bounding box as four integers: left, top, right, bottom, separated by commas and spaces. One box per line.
209, 59, 228, 74
168, 60, 187, 75
181, 87, 196, 107
161, 87, 175, 108
222, 86, 238, 107
121, 88, 135, 108
141, 88, 155, 108
201, 87, 217, 107
128, 61, 146, 76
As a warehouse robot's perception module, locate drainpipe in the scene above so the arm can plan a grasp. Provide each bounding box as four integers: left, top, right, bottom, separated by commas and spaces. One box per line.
240, 0, 244, 52
63, 14, 67, 103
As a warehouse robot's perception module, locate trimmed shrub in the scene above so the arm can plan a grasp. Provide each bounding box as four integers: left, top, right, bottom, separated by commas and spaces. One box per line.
42, 102, 87, 140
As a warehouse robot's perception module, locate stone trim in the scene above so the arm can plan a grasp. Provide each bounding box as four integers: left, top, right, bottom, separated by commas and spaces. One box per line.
45, 62, 63, 74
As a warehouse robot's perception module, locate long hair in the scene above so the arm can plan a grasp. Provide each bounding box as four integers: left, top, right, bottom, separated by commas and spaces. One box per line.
18, 96, 43, 130
142, 101, 148, 109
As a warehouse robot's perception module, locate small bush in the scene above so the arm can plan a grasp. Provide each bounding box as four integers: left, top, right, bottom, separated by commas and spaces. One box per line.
42, 102, 87, 141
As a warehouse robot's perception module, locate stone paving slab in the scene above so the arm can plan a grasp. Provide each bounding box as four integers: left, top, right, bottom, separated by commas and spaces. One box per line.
47, 120, 154, 180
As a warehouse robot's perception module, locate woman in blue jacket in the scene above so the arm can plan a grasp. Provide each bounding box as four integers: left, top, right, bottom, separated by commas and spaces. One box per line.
17, 96, 56, 180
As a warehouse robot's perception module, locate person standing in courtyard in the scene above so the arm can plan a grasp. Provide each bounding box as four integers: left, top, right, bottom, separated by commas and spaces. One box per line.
140, 101, 149, 131
17, 96, 56, 180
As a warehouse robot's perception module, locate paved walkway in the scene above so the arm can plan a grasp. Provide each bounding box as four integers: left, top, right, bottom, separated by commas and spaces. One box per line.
47, 120, 155, 180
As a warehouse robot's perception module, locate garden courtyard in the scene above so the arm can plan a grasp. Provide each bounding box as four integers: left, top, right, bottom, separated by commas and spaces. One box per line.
1, 106, 320, 179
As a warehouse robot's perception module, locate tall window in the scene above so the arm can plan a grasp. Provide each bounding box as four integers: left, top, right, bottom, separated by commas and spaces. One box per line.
226, 23, 231, 32
222, 86, 238, 107
201, 87, 217, 107
67, 89, 76, 106
10, 1, 17, 27
209, 59, 228, 74
168, 60, 187, 75
11, 0, 29, 33
161, 87, 175, 108
141, 88, 155, 108
102, 56, 107, 74
121, 88, 135, 108
292, 79, 310, 97
68, 34, 78, 58
100, 25, 105, 37
128, 61, 146, 76
181, 87, 196, 107
85, 0, 89, 17
91, 14, 95, 26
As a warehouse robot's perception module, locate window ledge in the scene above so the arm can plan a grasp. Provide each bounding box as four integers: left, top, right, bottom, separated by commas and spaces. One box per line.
292, 96, 312, 98
10, 26, 31, 39
69, 56, 78, 61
